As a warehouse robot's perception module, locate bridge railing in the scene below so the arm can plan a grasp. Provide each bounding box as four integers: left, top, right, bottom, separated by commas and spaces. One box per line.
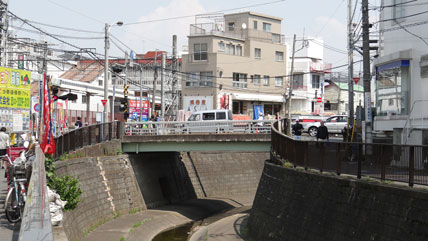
19, 145, 53, 241
124, 120, 275, 136
272, 120, 428, 187
54, 121, 121, 158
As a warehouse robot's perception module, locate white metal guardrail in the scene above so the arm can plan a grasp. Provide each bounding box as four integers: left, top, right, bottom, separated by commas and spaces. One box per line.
124, 120, 275, 136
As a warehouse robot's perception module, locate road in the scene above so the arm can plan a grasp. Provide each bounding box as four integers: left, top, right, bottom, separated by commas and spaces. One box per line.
0, 168, 20, 241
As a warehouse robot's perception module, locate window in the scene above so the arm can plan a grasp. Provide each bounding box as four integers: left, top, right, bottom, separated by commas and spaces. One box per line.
228, 22, 235, 31
275, 51, 284, 61
311, 75, 320, 88
255, 48, 261, 59
275, 76, 283, 87
393, 0, 405, 21
203, 112, 215, 120
99, 78, 103, 86
216, 112, 226, 120
376, 62, 410, 116
264, 75, 270, 86
272, 34, 281, 43
193, 43, 208, 61
218, 42, 225, 52
82, 95, 87, 104
253, 20, 258, 29
293, 74, 304, 89
263, 22, 271, 32
236, 45, 242, 56
254, 75, 261, 85
226, 44, 235, 55
185, 72, 213, 87
233, 73, 248, 89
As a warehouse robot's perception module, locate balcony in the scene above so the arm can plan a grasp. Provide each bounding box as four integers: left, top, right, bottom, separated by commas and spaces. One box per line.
190, 23, 285, 44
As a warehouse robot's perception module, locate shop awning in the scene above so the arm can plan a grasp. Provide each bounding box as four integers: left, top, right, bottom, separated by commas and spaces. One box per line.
232, 93, 284, 102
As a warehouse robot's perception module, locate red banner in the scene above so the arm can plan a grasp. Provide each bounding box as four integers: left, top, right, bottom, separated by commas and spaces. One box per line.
40, 73, 55, 155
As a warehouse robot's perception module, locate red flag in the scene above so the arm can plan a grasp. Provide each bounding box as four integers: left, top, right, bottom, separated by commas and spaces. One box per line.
40, 74, 55, 155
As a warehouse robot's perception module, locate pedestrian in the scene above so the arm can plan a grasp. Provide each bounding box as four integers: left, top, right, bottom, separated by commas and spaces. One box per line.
316, 121, 329, 141
257, 112, 264, 126
292, 119, 304, 137
74, 117, 82, 128
0, 127, 10, 169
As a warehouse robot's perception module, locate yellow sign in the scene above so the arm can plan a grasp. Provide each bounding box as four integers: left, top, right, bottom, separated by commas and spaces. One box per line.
0, 67, 31, 109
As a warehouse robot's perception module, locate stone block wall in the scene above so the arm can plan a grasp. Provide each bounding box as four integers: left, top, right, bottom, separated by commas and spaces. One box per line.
55, 155, 146, 241
248, 162, 428, 241
67, 139, 122, 158
181, 151, 268, 199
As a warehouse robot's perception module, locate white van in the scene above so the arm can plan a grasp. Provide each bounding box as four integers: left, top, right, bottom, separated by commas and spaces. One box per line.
186, 109, 233, 133
188, 109, 233, 121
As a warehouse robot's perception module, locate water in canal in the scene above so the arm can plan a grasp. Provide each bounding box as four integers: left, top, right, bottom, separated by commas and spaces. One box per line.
152, 222, 194, 241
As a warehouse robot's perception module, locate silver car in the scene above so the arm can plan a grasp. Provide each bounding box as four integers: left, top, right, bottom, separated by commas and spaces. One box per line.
303, 115, 348, 137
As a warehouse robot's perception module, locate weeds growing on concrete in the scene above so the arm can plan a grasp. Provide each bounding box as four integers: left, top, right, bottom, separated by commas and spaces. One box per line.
120, 237, 125, 241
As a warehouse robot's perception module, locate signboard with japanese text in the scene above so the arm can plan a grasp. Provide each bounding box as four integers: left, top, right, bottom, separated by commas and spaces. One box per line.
129, 100, 150, 121
0, 67, 31, 109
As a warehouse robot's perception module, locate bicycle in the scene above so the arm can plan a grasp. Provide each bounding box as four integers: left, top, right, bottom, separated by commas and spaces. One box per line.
3, 154, 27, 223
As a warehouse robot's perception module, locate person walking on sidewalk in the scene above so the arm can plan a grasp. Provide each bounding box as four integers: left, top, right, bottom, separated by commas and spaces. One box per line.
0, 127, 10, 169
292, 119, 304, 139
316, 121, 329, 141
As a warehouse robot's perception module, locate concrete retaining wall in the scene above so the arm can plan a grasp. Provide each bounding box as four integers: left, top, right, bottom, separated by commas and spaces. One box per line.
55, 155, 146, 241
181, 151, 268, 201
248, 162, 428, 241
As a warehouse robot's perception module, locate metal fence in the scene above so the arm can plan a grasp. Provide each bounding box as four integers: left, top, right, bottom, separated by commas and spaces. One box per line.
124, 120, 274, 136
54, 121, 121, 158
272, 120, 428, 187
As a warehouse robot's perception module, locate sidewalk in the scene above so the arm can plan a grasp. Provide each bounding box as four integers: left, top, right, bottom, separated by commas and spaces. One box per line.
0, 168, 20, 241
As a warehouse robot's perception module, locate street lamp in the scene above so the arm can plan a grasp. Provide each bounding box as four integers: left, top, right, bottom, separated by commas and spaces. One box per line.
104, 21, 123, 123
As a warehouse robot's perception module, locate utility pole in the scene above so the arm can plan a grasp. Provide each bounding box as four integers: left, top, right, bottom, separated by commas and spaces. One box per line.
104, 23, 109, 124
151, 50, 158, 117
0, 0, 7, 67
172, 35, 178, 119
38, 41, 48, 141
160, 52, 166, 119
286, 34, 297, 136
139, 65, 143, 121
348, 0, 355, 127
362, 0, 372, 144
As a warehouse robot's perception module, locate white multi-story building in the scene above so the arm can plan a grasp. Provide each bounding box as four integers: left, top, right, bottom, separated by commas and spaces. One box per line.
182, 12, 287, 118
373, 0, 428, 145
288, 37, 330, 115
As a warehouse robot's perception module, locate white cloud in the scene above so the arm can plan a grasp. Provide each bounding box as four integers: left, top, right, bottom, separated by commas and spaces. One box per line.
121, 0, 206, 56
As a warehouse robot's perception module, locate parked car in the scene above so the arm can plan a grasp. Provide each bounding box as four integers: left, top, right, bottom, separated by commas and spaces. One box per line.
303, 115, 348, 137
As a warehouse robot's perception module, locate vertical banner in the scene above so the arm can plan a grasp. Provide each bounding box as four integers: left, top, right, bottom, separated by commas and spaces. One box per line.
40, 74, 55, 155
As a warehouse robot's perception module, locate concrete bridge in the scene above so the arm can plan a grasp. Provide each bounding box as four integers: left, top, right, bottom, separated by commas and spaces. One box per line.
11, 120, 428, 241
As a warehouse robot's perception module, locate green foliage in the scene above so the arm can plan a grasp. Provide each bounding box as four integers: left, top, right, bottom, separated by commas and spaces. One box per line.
120, 237, 125, 241
45, 154, 82, 211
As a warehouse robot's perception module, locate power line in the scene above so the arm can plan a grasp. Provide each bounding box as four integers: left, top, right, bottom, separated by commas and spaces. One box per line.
123, 0, 286, 25
315, 0, 346, 36
377, 9, 428, 23
18, 18, 103, 34
12, 26, 104, 40
396, 21, 428, 47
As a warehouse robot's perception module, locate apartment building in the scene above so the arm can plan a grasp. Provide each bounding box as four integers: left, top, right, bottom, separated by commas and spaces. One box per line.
182, 12, 287, 118
373, 0, 428, 145
289, 37, 330, 115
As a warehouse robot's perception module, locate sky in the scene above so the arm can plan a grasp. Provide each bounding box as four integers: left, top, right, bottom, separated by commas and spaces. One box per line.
8, 0, 381, 72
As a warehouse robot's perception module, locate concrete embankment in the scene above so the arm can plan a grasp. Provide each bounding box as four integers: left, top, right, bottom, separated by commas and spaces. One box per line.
56, 146, 267, 241
248, 161, 428, 241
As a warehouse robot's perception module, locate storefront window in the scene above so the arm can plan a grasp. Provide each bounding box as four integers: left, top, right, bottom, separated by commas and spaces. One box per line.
376, 61, 410, 116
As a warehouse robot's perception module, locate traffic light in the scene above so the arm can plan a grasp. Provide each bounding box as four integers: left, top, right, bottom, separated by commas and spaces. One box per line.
120, 97, 129, 120
52, 87, 59, 101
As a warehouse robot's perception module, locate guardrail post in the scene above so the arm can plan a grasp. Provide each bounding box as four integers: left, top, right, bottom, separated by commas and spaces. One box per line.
304, 141, 308, 170
409, 146, 415, 187
320, 142, 324, 173
357, 143, 362, 179
336, 143, 341, 175
380, 145, 385, 181
88, 126, 92, 145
